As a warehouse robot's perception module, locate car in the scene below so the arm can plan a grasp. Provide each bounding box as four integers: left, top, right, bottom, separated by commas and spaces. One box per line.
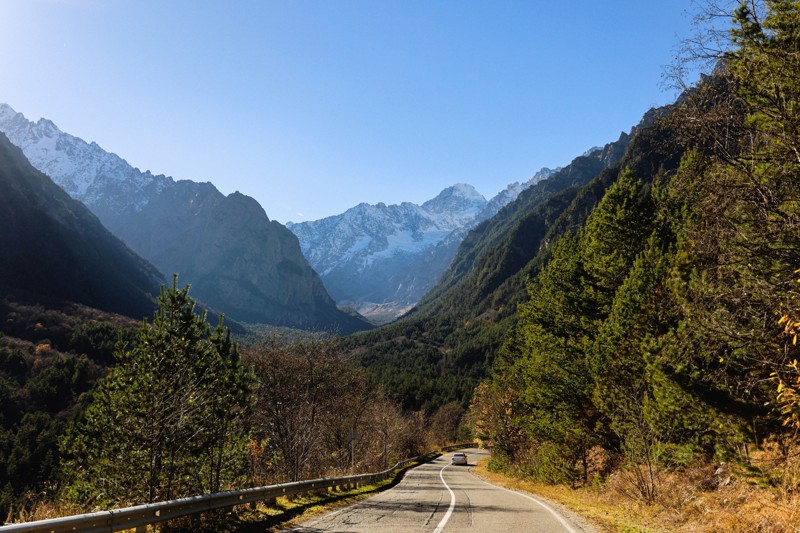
451, 452, 468, 466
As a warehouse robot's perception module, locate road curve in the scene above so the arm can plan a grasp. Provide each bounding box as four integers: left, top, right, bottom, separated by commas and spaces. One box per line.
291, 448, 594, 533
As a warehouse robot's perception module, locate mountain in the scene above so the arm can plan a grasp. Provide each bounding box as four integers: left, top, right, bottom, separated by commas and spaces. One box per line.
344, 112, 666, 411
287, 170, 556, 322
0, 104, 370, 334
0, 132, 163, 318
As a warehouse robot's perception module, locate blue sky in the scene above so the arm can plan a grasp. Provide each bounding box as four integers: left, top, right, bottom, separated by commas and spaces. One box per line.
0, 0, 702, 223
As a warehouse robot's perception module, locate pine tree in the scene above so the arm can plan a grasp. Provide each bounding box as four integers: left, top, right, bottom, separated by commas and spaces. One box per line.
60, 277, 252, 506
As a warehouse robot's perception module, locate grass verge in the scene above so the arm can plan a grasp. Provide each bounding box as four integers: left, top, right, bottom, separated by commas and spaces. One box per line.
472, 451, 800, 532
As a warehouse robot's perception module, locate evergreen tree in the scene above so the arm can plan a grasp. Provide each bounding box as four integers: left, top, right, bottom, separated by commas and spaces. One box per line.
60, 277, 252, 506
581, 168, 654, 319
488, 233, 597, 482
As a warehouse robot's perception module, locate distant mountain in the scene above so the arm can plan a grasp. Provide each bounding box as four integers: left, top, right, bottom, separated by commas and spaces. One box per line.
287, 172, 555, 322
0, 104, 370, 333
0, 132, 163, 318
345, 115, 653, 410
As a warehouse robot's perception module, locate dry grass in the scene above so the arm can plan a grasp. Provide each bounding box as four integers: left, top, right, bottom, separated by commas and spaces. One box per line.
8, 496, 85, 525
8, 484, 390, 533
473, 457, 664, 532
473, 450, 800, 533
8, 460, 429, 532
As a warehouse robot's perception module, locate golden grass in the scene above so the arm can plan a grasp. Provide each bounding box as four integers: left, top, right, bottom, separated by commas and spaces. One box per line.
472, 457, 664, 533
473, 452, 800, 533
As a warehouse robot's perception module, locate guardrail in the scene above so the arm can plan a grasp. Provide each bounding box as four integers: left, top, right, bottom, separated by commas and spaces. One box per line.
1, 443, 477, 533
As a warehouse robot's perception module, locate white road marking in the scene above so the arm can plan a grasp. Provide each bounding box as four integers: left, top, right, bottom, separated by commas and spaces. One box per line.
432, 463, 456, 533
470, 472, 578, 533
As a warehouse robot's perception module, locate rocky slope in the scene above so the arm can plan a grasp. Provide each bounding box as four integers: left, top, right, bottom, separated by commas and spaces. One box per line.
0, 104, 370, 333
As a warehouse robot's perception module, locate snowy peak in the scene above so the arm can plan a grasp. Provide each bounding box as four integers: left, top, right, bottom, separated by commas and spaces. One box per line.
287, 172, 559, 320
0, 103, 169, 210
473, 166, 559, 224
421, 183, 485, 215
289, 183, 489, 272
528, 166, 560, 186
0, 103, 17, 122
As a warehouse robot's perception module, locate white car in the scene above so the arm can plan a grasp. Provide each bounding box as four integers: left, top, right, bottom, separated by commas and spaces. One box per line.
451, 452, 468, 466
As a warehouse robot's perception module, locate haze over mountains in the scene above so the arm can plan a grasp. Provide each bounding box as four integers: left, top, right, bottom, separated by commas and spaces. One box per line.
0, 103, 370, 333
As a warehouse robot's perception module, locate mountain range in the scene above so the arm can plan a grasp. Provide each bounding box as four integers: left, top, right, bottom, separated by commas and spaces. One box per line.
0, 103, 370, 334
287, 169, 556, 322
0, 131, 163, 318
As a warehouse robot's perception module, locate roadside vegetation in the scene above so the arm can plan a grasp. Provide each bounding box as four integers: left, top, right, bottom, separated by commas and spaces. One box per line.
0, 279, 468, 524
464, 1, 800, 530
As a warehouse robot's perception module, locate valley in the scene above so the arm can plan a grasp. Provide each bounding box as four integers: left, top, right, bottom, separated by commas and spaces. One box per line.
3, 2, 800, 532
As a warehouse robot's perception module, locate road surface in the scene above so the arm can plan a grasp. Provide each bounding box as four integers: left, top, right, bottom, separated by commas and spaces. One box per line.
291, 448, 593, 533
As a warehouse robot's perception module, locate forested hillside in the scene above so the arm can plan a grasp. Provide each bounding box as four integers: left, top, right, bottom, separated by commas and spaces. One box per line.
465, 2, 800, 527
1, 282, 458, 522
345, 104, 680, 413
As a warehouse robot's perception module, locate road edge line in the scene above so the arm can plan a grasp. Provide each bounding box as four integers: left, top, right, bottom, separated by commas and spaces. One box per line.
470, 470, 578, 533
432, 463, 456, 533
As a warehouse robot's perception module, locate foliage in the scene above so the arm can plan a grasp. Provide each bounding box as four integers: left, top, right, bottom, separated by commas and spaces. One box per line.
0, 322, 110, 516
467, 0, 800, 504
775, 269, 800, 428
60, 278, 252, 507
245, 335, 425, 484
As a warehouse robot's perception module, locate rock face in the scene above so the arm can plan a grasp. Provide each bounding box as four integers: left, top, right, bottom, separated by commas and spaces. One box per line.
0, 104, 370, 333
288, 170, 557, 322
0, 132, 163, 319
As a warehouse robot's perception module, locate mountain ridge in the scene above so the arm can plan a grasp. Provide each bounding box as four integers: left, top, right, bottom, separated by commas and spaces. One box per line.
0, 131, 163, 319
0, 104, 370, 334
288, 169, 556, 321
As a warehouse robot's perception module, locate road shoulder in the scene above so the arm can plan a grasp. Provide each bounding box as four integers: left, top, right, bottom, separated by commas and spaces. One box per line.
469, 458, 601, 533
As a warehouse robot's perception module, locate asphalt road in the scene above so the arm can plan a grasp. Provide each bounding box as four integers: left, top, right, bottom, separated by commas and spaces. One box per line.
291, 448, 594, 533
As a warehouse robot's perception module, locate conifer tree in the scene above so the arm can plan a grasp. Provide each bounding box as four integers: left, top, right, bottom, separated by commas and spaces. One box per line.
61, 277, 252, 506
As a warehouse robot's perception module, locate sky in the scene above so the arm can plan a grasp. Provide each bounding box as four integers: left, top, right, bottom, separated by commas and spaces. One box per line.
0, 0, 703, 223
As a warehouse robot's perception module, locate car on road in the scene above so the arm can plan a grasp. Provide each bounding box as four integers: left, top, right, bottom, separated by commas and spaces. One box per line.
451, 452, 468, 466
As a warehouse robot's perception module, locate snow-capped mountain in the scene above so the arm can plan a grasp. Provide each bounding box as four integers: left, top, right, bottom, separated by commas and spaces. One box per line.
478, 167, 557, 222
289, 184, 485, 276
0, 104, 170, 214
0, 103, 370, 333
288, 170, 557, 322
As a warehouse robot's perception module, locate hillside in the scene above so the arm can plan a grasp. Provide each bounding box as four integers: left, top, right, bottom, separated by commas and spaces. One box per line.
345, 105, 682, 412
0, 132, 162, 319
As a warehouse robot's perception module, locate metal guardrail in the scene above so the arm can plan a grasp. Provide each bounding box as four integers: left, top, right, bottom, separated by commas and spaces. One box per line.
1, 443, 477, 533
